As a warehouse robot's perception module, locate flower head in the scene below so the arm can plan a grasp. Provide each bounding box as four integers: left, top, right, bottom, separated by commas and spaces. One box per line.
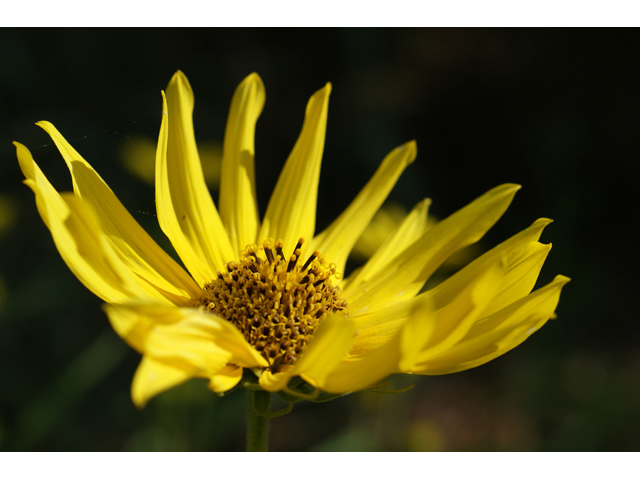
15, 71, 569, 407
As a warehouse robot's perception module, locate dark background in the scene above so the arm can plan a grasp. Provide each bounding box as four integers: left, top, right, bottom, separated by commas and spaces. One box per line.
0, 28, 637, 451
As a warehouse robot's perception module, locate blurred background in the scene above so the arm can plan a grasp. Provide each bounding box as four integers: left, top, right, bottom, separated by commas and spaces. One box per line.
0, 28, 638, 451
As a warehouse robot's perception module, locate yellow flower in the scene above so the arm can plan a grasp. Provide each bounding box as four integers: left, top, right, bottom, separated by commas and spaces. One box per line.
15, 71, 569, 408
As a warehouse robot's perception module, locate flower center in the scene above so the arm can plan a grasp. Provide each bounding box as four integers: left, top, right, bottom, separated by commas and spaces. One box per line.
195, 238, 349, 367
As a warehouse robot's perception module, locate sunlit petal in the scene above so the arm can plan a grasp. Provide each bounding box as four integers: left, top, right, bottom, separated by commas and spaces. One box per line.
411, 275, 570, 374
131, 356, 195, 408
258, 83, 331, 256
156, 72, 234, 285
219, 73, 265, 253
311, 141, 417, 275
345, 184, 520, 312
318, 298, 434, 393
208, 365, 244, 393
344, 198, 430, 291
259, 314, 354, 392
16, 145, 149, 304
105, 302, 268, 370
36, 121, 200, 303
427, 218, 552, 309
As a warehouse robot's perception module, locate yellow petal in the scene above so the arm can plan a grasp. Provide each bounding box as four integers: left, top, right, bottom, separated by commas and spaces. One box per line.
258, 314, 354, 392
219, 73, 265, 253
104, 303, 269, 369
310, 141, 417, 275
131, 356, 195, 408
318, 299, 434, 393
16, 141, 68, 230
397, 297, 437, 372
465, 274, 569, 340
156, 71, 235, 285
418, 261, 504, 358
411, 275, 570, 374
347, 296, 418, 354
480, 242, 551, 317
16, 144, 149, 304
427, 218, 552, 309
103, 302, 181, 353
349, 260, 503, 358
144, 318, 240, 372
208, 365, 243, 393
345, 184, 521, 313
36, 121, 200, 303
296, 315, 356, 388
63, 194, 152, 302
258, 366, 294, 392
344, 198, 431, 293
257, 83, 331, 256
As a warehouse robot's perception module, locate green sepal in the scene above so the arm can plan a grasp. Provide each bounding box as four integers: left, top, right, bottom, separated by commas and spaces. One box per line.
280, 385, 320, 402
309, 392, 349, 403
276, 389, 304, 403
277, 377, 352, 404
258, 401, 294, 419
251, 389, 294, 419
286, 376, 305, 390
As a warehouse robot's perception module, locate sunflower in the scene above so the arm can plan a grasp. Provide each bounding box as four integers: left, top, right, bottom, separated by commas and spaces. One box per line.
15, 71, 569, 413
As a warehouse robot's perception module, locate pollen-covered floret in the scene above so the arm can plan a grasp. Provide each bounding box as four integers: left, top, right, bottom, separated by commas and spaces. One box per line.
196, 238, 349, 367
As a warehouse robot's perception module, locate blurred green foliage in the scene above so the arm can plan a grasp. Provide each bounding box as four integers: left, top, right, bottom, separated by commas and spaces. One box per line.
1, 28, 638, 451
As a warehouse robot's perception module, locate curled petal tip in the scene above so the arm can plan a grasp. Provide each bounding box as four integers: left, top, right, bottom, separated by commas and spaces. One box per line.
35, 120, 54, 130
245, 72, 263, 84
168, 70, 192, 93
403, 140, 418, 159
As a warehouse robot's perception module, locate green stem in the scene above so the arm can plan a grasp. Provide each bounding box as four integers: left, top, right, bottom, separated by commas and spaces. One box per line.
246, 390, 270, 451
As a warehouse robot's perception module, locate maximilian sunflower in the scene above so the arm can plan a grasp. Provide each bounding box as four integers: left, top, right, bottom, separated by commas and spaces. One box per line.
15, 71, 568, 440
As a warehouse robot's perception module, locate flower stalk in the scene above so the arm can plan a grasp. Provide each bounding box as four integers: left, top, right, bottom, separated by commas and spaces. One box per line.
246, 390, 270, 452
